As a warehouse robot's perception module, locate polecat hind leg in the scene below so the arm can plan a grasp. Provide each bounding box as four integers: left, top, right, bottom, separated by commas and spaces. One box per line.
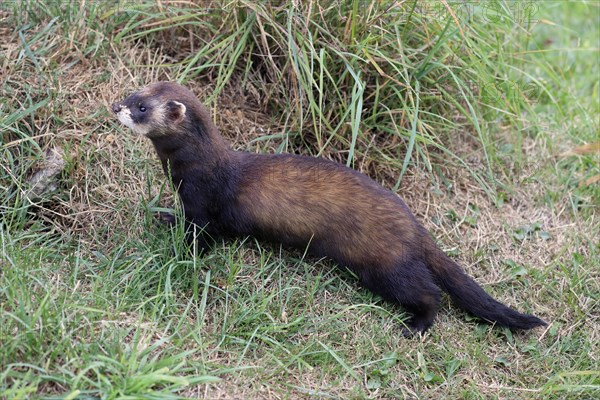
361, 259, 441, 336
155, 211, 176, 226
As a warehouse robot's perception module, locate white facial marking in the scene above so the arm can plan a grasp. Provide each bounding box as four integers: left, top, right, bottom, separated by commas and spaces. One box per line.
154, 101, 166, 125
116, 106, 134, 128
115, 105, 151, 136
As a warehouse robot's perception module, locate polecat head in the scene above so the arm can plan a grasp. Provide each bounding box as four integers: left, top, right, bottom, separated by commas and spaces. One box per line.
111, 82, 202, 138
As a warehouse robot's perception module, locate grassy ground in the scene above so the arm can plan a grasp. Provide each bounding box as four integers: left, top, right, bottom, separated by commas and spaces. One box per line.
1, 1, 598, 399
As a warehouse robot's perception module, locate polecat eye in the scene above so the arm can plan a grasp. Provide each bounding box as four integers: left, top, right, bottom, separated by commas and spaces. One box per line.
139, 106, 146, 112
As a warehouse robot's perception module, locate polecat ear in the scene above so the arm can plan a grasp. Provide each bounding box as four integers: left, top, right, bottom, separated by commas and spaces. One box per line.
166, 100, 186, 122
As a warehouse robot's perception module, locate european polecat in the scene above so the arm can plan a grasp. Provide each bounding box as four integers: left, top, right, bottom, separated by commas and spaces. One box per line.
112, 81, 546, 335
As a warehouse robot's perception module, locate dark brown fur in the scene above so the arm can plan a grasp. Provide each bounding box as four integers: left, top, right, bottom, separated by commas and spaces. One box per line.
112, 82, 546, 335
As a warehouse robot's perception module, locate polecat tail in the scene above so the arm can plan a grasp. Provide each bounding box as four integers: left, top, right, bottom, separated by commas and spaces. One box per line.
424, 240, 546, 329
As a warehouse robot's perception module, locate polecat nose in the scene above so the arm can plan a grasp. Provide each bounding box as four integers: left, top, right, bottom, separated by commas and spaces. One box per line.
111, 103, 122, 113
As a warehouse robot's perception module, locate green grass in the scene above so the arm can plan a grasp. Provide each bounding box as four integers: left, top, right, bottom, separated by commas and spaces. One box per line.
1, 1, 599, 398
